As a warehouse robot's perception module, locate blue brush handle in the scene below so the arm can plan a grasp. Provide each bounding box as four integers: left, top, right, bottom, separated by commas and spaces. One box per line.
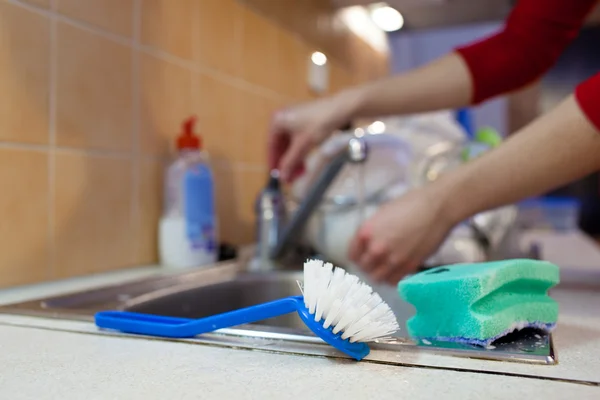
95, 295, 303, 338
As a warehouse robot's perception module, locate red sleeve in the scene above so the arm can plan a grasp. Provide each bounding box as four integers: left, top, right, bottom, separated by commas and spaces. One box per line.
575, 73, 600, 131
455, 0, 598, 104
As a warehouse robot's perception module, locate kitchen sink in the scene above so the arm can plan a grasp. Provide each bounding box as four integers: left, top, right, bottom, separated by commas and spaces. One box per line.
0, 243, 556, 366
122, 269, 418, 333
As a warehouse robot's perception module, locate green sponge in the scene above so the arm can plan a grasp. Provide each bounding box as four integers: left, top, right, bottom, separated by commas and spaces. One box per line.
397, 259, 560, 346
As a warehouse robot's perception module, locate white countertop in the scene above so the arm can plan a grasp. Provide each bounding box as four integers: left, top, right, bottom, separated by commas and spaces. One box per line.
1, 323, 599, 400
0, 230, 599, 399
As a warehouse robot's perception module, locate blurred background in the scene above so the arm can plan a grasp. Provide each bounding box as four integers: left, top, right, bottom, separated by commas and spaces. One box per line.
1, 0, 599, 288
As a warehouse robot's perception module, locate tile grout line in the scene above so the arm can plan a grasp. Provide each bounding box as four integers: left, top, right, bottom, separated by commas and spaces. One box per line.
0, 141, 141, 159
53, 147, 132, 159
47, 0, 58, 280
0, 142, 48, 153
130, 0, 143, 263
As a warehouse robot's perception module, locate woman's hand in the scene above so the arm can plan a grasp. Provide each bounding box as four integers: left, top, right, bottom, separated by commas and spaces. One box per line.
267, 90, 362, 183
267, 53, 473, 183
348, 185, 457, 285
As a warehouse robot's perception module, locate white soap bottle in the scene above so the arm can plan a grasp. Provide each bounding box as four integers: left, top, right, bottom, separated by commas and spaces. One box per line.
158, 116, 218, 269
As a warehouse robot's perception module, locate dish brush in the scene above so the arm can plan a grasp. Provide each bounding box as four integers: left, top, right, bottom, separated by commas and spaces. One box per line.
94, 259, 399, 360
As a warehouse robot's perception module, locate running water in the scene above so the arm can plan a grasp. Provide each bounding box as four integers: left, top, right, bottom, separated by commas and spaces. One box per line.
356, 162, 366, 230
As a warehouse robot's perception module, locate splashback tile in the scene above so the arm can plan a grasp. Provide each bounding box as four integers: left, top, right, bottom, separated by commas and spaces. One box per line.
348, 38, 389, 84
276, 30, 311, 100
240, 8, 279, 91
330, 62, 355, 94
54, 153, 135, 278
141, 0, 194, 60
57, 0, 134, 37
193, 72, 240, 163
213, 164, 238, 245
195, 0, 242, 76
136, 157, 163, 264
234, 166, 267, 245
140, 53, 193, 156
243, 0, 367, 73
0, 2, 50, 144
56, 23, 133, 152
237, 89, 282, 167
0, 148, 49, 288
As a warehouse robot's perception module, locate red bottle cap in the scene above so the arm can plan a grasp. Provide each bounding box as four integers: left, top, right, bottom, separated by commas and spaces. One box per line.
177, 116, 202, 150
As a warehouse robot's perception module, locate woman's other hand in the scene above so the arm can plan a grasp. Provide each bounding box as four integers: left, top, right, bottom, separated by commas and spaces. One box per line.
348, 184, 457, 285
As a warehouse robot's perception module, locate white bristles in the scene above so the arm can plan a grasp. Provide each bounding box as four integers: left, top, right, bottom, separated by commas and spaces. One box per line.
303, 259, 322, 314
301, 259, 400, 343
314, 266, 344, 322
322, 299, 342, 329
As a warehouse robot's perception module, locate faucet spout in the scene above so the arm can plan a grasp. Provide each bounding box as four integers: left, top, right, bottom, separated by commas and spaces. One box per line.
269, 135, 369, 262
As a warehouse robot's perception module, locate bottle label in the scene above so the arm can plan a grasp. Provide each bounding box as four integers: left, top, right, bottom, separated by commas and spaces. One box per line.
183, 165, 216, 253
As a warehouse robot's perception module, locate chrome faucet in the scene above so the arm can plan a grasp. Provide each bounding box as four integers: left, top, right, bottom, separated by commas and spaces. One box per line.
252, 169, 287, 271
252, 134, 369, 271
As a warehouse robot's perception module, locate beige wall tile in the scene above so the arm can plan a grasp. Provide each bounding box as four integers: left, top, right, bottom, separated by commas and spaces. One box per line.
348, 38, 389, 84
276, 30, 310, 100
136, 157, 163, 264
243, 0, 389, 87
233, 167, 266, 245
213, 164, 238, 245
141, 0, 194, 60
20, 0, 50, 8
0, 148, 49, 288
240, 8, 279, 91
54, 153, 135, 278
330, 62, 354, 95
237, 89, 280, 167
0, 2, 50, 144
244, 0, 316, 51
57, 0, 134, 38
56, 23, 133, 152
195, 0, 241, 76
193, 73, 240, 164
243, 0, 345, 67
140, 53, 193, 156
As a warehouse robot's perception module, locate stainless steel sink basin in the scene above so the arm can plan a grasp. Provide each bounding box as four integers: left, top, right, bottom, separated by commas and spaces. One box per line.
0, 247, 556, 366
125, 271, 308, 331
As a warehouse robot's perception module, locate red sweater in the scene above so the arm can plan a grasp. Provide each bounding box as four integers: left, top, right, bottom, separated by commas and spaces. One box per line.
455, 0, 600, 130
